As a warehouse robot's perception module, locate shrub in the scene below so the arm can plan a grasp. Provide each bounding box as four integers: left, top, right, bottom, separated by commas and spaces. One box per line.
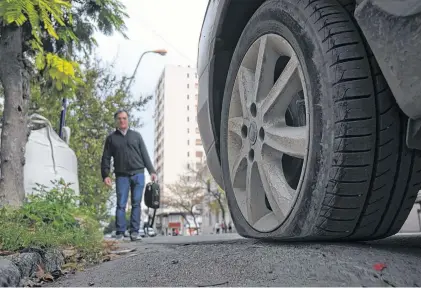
0, 180, 104, 263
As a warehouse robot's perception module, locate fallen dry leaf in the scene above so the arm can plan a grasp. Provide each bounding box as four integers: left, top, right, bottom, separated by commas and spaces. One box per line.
109, 248, 136, 255
42, 273, 54, 282
102, 240, 119, 252
102, 254, 120, 262
35, 265, 45, 279
62, 262, 78, 270
62, 248, 78, 259
0, 250, 14, 256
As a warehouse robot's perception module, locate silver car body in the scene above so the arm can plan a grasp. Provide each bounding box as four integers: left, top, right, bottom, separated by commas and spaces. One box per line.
197, 0, 421, 188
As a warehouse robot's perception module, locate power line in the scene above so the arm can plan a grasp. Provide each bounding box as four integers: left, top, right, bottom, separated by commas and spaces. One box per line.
137, 18, 196, 65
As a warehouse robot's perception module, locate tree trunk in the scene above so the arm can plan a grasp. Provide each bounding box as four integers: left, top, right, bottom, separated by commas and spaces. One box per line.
216, 197, 226, 227
181, 213, 191, 235
209, 189, 227, 227
192, 212, 199, 235
0, 25, 30, 207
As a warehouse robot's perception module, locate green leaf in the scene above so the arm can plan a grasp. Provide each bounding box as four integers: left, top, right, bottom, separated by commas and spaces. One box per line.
35, 53, 45, 70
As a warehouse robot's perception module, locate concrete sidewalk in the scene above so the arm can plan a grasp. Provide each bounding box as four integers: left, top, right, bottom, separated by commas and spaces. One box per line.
52, 233, 421, 287
142, 233, 243, 244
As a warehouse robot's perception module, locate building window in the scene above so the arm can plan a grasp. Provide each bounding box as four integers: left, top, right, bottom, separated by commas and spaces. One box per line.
187, 117, 189, 122
196, 162, 203, 170
188, 140, 190, 145
188, 128, 190, 133
195, 83, 198, 89
196, 127, 200, 134
187, 94, 189, 99
196, 151, 203, 158
196, 139, 202, 145
187, 84, 190, 88
187, 164, 190, 169
187, 73, 190, 78
187, 105, 189, 111
187, 152, 190, 157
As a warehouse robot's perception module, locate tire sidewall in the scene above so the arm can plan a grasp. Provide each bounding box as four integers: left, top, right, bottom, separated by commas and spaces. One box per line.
220, 0, 336, 239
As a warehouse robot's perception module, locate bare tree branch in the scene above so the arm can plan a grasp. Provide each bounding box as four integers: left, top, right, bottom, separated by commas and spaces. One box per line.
178, 160, 229, 228
165, 167, 206, 235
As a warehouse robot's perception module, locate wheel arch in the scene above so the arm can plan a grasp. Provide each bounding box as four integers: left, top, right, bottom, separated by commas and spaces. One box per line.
210, 0, 266, 157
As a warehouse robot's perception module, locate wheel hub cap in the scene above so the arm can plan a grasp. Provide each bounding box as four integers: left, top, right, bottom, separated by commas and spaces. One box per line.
227, 34, 309, 232
248, 121, 258, 145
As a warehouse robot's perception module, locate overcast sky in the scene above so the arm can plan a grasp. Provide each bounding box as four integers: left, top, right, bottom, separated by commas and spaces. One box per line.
96, 0, 208, 179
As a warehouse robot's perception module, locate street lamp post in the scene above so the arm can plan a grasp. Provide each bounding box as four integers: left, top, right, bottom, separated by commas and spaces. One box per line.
58, 98, 67, 139
125, 49, 167, 94
58, 49, 166, 140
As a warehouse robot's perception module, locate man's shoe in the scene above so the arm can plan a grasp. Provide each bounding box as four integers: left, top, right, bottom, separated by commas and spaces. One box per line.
115, 233, 124, 240
130, 232, 142, 241
124, 230, 130, 238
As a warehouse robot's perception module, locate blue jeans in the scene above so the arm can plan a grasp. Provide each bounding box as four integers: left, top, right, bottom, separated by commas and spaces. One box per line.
115, 173, 145, 234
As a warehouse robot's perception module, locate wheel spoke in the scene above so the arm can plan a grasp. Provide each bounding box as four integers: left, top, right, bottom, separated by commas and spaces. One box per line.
254, 35, 278, 103
245, 162, 255, 223
233, 160, 269, 226
257, 159, 294, 217
264, 125, 307, 159
229, 145, 247, 181
261, 55, 301, 116
228, 117, 244, 138
238, 66, 255, 117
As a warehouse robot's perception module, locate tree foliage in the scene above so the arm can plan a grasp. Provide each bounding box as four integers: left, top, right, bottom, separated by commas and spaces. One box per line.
187, 162, 229, 225
0, 0, 128, 90
207, 185, 228, 223
0, 0, 128, 206
30, 57, 151, 220
165, 168, 205, 233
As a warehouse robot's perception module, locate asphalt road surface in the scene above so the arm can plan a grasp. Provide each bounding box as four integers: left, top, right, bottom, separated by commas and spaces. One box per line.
53, 233, 421, 287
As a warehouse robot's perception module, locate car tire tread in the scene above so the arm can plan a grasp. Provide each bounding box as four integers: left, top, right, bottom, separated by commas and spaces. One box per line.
308, 0, 421, 240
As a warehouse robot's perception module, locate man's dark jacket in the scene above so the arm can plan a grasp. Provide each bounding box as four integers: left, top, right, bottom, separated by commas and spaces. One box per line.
101, 129, 156, 180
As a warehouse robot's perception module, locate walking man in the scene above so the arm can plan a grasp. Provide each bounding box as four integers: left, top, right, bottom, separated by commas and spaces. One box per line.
101, 109, 157, 241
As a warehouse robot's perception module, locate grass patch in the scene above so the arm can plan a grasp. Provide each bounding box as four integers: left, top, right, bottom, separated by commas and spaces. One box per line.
0, 180, 104, 263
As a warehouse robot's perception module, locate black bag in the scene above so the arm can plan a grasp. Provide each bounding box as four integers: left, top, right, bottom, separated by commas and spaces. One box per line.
144, 181, 160, 209
144, 181, 160, 232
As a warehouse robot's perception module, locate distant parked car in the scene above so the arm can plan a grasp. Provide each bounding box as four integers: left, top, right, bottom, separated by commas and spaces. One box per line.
112, 227, 156, 239
147, 227, 156, 237
141, 227, 156, 237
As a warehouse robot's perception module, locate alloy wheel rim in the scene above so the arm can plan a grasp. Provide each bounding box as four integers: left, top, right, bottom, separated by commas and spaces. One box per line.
227, 34, 309, 232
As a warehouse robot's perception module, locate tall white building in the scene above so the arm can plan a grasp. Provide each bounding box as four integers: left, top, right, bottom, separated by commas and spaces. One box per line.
154, 65, 204, 201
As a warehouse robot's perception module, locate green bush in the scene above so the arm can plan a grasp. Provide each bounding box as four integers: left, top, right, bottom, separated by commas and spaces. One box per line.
0, 180, 104, 262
